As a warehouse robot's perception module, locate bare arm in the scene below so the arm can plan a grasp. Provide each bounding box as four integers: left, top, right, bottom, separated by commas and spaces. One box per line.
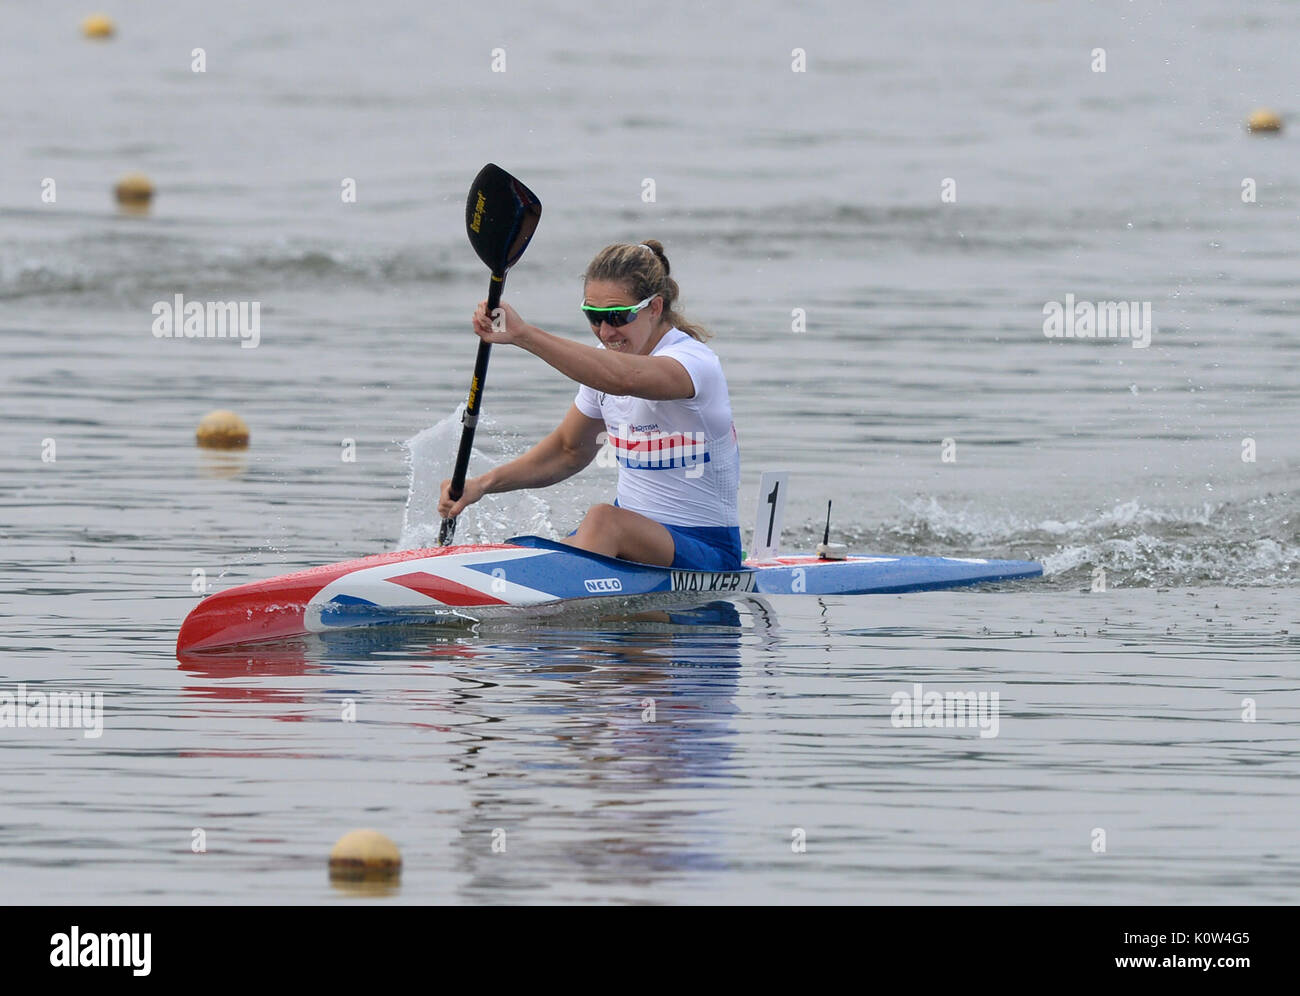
515, 326, 695, 401
438, 405, 606, 519
469, 299, 695, 400
481, 403, 606, 493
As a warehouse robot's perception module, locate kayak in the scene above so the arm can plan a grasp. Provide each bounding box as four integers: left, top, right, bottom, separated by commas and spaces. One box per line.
176, 535, 1042, 652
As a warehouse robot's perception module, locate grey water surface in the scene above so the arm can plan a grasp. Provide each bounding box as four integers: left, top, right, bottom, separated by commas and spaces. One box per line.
1, 0, 1296, 903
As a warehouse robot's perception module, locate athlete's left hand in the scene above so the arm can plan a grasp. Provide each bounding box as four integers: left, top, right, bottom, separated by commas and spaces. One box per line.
471, 300, 531, 345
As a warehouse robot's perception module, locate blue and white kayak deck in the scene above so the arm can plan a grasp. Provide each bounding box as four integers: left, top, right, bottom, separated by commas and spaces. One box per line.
176, 535, 1042, 652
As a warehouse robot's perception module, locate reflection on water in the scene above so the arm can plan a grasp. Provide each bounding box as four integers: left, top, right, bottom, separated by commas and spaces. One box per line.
196, 450, 251, 481
5, 584, 1295, 905
177, 599, 776, 892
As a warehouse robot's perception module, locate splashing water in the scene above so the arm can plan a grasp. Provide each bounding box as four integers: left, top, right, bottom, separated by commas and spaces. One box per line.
803, 495, 1299, 589
398, 408, 557, 550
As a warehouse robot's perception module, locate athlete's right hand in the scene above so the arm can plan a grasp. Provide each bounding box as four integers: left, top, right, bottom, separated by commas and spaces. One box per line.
438, 476, 486, 519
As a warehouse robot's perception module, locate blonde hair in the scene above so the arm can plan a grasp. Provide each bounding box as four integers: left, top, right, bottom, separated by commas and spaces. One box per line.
584, 240, 712, 341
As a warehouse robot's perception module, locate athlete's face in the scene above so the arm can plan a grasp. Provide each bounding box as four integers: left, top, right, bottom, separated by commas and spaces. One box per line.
582, 280, 665, 355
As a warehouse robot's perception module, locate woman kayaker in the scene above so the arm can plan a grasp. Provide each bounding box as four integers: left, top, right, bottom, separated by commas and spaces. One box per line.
437, 240, 741, 570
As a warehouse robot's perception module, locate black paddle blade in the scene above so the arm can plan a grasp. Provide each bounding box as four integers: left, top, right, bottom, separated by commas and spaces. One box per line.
465, 164, 542, 275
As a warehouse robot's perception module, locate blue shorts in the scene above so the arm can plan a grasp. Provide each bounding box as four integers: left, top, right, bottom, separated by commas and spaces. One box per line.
569, 500, 743, 571
662, 522, 743, 571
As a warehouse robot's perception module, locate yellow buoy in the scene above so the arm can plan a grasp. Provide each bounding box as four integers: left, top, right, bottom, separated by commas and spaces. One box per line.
81, 14, 116, 39
195, 410, 250, 450
1247, 108, 1283, 133
114, 172, 155, 207
329, 829, 402, 881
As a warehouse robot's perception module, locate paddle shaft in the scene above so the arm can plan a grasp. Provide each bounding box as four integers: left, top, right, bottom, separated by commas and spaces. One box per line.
438, 272, 504, 545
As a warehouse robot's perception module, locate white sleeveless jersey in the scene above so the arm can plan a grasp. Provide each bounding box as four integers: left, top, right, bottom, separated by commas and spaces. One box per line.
574, 328, 740, 528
